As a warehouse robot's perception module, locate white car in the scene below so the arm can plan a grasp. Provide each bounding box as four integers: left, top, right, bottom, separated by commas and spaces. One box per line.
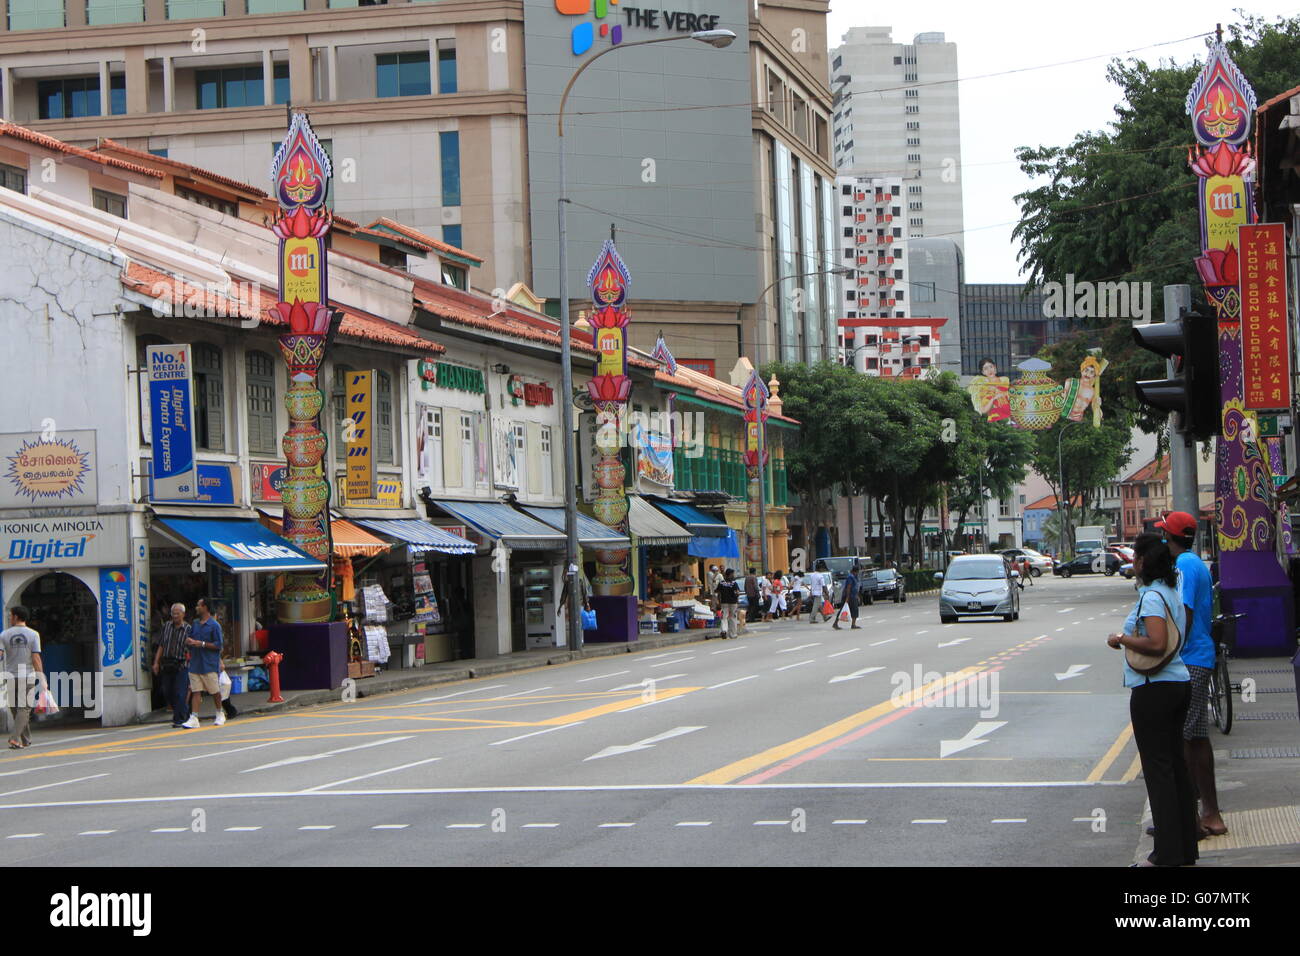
1000, 548, 1052, 576
937, 555, 1021, 623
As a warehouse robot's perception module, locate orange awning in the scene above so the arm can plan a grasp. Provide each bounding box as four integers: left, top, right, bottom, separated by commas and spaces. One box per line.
259, 513, 392, 558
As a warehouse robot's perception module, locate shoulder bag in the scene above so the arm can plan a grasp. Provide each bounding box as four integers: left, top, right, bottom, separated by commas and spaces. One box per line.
1125, 590, 1183, 676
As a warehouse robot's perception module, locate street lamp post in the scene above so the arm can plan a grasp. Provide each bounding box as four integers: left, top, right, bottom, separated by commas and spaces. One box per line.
556, 29, 735, 651
1056, 419, 1081, 560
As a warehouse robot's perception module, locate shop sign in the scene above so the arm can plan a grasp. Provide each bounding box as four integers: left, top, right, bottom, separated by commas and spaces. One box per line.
429, 362, 484, 394
345, 370, 377, 500
131, 537, 150, 691
337, 474, 405, 509
1238, 223, 1290, 410
0, 429, 97, 508
147, 462, 239, 505
282, 236, 324, 305
251, 462, 288, 502
99, 566, 133, 683
0, 514, 129, 569
146, 344, 199, 500
507, 375, 555, 407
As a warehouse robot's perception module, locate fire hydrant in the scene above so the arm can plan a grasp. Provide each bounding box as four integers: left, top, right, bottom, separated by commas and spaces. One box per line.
263, 650, 285, 703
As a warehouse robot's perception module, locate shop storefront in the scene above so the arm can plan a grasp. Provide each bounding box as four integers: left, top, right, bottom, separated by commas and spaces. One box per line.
625, 495, 694, 600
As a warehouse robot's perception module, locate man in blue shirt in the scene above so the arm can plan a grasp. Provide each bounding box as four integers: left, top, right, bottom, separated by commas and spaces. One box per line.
181, 597, 225, 729
1157, 511, 1225, 837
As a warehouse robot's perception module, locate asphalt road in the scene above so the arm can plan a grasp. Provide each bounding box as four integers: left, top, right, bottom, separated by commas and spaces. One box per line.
0, 573, 1152, 866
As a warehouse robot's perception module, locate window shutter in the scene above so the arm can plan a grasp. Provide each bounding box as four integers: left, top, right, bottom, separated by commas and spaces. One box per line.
377, 371, 394, 464
246, 351, 276, 455
197, 345, 225, 452
442, 407, 462, 488
526, 422, 543, 496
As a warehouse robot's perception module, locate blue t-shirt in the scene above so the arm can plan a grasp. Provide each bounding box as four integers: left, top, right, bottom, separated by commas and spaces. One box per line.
189, 617, 223, 675
1175, 551, 1214, 668
1121, 582, 1189, 689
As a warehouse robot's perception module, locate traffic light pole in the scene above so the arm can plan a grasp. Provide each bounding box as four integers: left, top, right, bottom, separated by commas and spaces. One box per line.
1164, 285, 1201, 522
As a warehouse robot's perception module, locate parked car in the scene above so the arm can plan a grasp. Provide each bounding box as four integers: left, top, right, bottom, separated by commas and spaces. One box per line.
1053, 552, 1122, 577
1000, 547, 1052, 576
1108, 545, 1135, 564
866, 567, 907, 603
935, 555, 1021, 623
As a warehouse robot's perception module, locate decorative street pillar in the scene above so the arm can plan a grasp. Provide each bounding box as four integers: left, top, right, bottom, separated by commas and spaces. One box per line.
269, 111, 335, 623
1186, 35, 1294, 654
743, 370, 770, 571
586, 240, 633, 597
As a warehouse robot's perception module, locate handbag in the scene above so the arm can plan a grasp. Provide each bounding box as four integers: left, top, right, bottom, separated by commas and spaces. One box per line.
1125, 590, 1183, 676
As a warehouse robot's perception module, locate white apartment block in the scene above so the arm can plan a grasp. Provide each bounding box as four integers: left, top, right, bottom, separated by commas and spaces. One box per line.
830, 27, 964, 254
836, 174, 908, 348
840, 317, 945, 378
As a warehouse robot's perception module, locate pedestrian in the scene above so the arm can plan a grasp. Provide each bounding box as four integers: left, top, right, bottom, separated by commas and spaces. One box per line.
1106, 533, 1197, 867
758, 570, 773, 622
768, 571, 788, 620
832, 559, 862, 630
1157, 511, 1226, 837
707, 565, 723, 617
151, 602, 192, 728
807, 567, 829, 623
743, 568, 760, 623
1, 606, 45, 749
181, 597, 225, 728
715, 568, 743, 639
788, 571, 805, 622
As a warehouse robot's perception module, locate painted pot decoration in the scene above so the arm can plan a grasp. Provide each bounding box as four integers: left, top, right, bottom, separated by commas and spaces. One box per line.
279, 334, 325, 380
591, 497, 628, 527
284, 382, 324, 420
282, 423, 328, 466
1010, 367, 1064, 430
280, 475, 330, 519
594, 457, 624, 490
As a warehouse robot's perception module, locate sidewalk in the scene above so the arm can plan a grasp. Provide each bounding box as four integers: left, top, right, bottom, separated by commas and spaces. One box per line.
142, 623, 742, 724
1133, 654, 1300, 866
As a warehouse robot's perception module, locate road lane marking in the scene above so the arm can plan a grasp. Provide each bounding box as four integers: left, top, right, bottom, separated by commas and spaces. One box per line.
373, 824, 410, 830
415, 685, 506, 702
915, 630, 929, 635
1058, 608, 1075, 613
78, 829, 116, 835
1120, 752, 1143, 783
494, 687, 554, 700
774, 660, 815, 672
1055, 627, 1065, 632
0, 755, 124, 777
708, 675, 758, 690
577, 671, 630, 683
828, 666, 885, 684
650, 657, 694, 668
912, 819, 947, 824
993, 818, 1027, 823
639, 652, 678, 661
152, 827, 186, 833
687, 668, 983, 785
181, 740, 293, 762
827, 648, 860, 659
521, 823, 560, 829
0, 773, 110, 797
300, 756, 444, 792
7, 833, 42, 839
447, 823, 484, 829
832, 819, 869, 825
225, 826, 261, 832
242, 736, 414, 773
937, 638, 970, 647
299, 825, 335, 830
491, 723, 586, 746
776, 643, 822, 654
27, 732, 109, 747
675, 821, 711, 827
598, 822, 635, 828
754, 820, 789, 826
711, 647, 748, 655
870, 639, 896, 646
1086, 723, 1134, 783
585, 726, 705, 761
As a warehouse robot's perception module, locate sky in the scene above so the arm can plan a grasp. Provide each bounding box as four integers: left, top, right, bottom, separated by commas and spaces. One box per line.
824, 1, 1298, 284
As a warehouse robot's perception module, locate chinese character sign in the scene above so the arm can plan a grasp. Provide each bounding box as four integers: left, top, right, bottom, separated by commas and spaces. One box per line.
1238, 224, 1290, 411
743, 370, 769, 568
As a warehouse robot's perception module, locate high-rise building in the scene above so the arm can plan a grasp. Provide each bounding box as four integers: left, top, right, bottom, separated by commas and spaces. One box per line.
835, 173, 907, 343
906, 236, 962, 375
959, 283, 1067, 376
829, 26, 963, 254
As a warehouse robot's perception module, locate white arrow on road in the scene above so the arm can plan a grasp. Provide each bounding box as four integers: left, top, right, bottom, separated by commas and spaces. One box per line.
828, 666, 885, 684
583, 726, 705, 761
1054, 664, 1092, 681
937, 638, 970, 648
940, 721, 1007, 758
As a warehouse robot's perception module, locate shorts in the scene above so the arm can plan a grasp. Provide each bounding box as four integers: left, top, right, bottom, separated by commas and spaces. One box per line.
189, 671, 221, 695
1184, 665, 1212, 740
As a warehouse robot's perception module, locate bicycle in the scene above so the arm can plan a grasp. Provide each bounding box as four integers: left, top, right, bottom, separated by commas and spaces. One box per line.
1207, 612, 1244, 735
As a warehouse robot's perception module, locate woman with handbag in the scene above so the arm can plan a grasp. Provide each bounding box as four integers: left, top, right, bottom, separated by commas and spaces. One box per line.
1106, 533, 1197, 867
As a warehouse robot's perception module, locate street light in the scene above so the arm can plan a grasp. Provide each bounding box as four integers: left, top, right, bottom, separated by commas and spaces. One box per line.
556, 28, 737, 651
1056, 419, 1082, 560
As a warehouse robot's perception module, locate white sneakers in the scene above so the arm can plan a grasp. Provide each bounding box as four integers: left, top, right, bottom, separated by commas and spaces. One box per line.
214, 711, 226, 727
180, 714, 199, 729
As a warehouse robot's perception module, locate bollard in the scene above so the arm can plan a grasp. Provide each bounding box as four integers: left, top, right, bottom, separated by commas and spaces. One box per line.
263, 650, 285, 703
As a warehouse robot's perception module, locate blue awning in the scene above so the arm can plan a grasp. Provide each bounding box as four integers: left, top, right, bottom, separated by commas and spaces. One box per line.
429, 499, 565, 550
687, 528, 741, 559
645, 497, 730, 537
352, 518, 476, 555
522, 507, 630, 548
152, 516, 326, 573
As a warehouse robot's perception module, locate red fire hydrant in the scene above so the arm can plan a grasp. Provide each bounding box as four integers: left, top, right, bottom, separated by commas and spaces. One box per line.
263, 650, 285, 703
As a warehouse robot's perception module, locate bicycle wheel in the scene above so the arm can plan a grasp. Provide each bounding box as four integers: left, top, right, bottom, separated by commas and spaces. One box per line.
1207, 666, 1223, 731
1216, 657, 1233, 735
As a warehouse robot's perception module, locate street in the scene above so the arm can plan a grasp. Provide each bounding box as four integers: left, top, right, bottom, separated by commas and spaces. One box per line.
0, 575, 1153, 866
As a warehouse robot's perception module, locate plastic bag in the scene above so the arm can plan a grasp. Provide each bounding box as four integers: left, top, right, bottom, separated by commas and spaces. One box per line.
580, 608, 598, 631
33, 688, 59, 716
821, 599, 834, 617
218, 670, 232, 701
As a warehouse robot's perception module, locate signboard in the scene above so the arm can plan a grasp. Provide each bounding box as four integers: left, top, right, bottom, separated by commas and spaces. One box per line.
0, 514, 129, 569
492, 417, 519, 489
251, 462, 288, 502
282, 236, 324, 304
635, 426, 673, 486
131, 537, 151, 691
345, 370, 376, 501
99, 566, 132, 685
1238, 223, 1290, 410
426, 362, 484, 394
0, 430, 97, 507
146, 344, 199, 500
336, 475, 405, 510
507, 376, 554, 407
147, 461, 239, 505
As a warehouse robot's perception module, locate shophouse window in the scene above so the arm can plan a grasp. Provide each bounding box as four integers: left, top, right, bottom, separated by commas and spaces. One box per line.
245, 350, 278, 455
0, 163, 27, 194
92, 189, 127, 218
377, 370, 394, 464
540, 426, 553, 497
421, 406, 443, 487
193, 343, 226, 451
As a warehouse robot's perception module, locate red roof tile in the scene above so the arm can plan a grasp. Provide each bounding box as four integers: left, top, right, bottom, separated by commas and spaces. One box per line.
93, 138, 267, 197
1124, 456, 1170, 483
367, 217, 483, 264
0, 122, 164, 179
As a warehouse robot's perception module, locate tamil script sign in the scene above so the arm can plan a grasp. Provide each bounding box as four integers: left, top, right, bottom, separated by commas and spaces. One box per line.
0, 429, 97, 508
146, 345, 198, 500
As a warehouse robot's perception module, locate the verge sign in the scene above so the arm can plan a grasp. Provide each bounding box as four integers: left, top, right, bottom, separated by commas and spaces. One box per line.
146, 345, 198, 500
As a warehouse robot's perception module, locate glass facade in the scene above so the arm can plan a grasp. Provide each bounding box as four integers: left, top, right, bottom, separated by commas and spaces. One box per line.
86, 0, 143, 24
959, 284, 1061, 375
376, 52, 431, 98
442, 224, 462, 250
799, 162, 818, 364
38, 75, 126, 119
166, 0, 224, 18
819, 174, 838, 358
8, 0, 64, 29
247, 0, 304, 11
773, 142, 796, 363
197, 65, 288, 109
438, 46, 457, 94
439, 131, 460, 207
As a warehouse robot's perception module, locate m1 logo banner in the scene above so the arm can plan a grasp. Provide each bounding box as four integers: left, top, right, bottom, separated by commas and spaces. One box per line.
283, 237, 323, 305
146, 345, 198, 500
1238, 223, 1290, 410
345, 370, 376, 501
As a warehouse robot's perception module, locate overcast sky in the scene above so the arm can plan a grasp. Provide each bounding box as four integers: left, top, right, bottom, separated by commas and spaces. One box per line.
824, 2, 1297, 284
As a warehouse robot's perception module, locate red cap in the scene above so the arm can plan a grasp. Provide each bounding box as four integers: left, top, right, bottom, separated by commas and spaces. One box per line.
1156, 510, 1197, 540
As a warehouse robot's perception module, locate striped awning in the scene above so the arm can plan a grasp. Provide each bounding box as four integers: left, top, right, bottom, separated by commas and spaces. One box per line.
429, 499, 565, 550
626, 495, 693, 546
522, 506, 630, 548
260, 513, 392, 558
645, 497, 730, 537
351, 517, 477, 555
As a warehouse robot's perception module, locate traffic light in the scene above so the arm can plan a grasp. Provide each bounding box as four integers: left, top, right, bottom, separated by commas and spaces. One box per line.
1132, 307, 1220, 441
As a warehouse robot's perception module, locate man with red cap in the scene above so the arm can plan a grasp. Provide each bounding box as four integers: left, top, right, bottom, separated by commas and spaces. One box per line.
1156, 510, 1227, 838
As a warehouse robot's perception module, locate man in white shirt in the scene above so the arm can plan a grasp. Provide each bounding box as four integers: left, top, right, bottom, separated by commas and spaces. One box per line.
807, 570, 829, 624
2, 606, 45, 749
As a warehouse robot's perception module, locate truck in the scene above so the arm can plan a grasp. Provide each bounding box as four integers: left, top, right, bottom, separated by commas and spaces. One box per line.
1074, 525, 1108, 555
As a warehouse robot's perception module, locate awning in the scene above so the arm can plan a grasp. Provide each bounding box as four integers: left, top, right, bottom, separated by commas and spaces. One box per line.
645, 497, 730, 537
429, 499, 565, 550
352, 517, 477, 555
260, 513, 392, 558
687, 528, 741, 559
626, 495, 693, 546
522, 506, 630, 548
151, 516, 326, 573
